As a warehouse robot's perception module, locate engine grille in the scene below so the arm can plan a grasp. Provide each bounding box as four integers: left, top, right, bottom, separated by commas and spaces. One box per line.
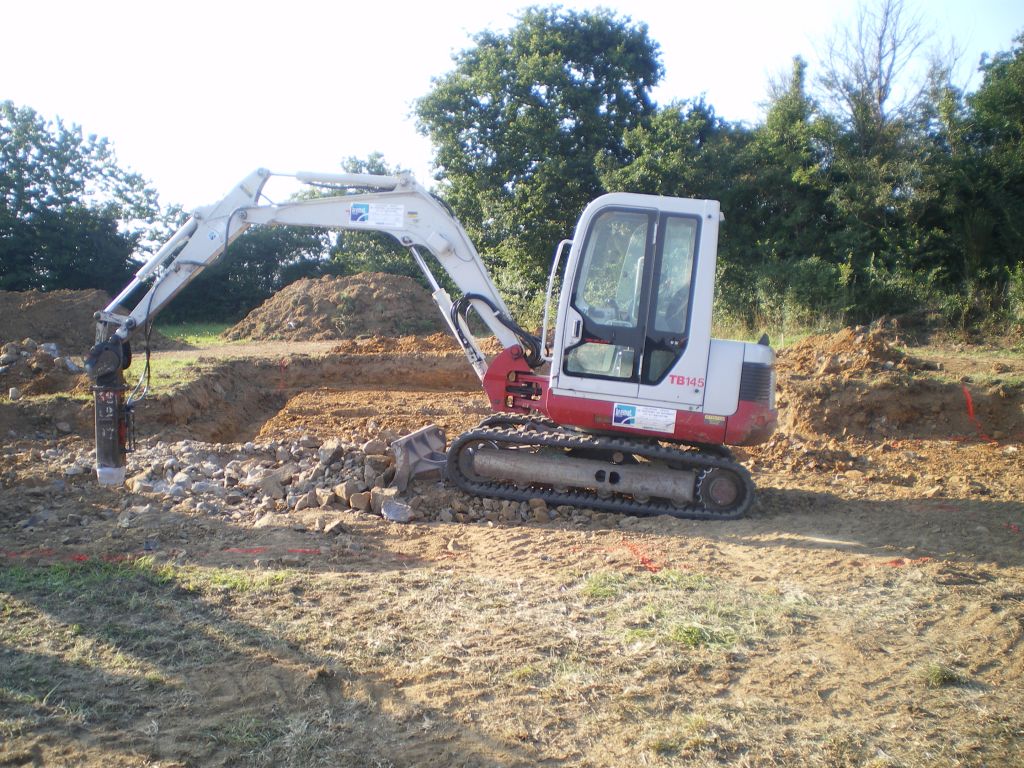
738, 362, 775, 405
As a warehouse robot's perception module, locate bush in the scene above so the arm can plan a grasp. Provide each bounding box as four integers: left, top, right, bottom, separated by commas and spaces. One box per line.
1007, 263, 1024, 329
715, 256, 847, 335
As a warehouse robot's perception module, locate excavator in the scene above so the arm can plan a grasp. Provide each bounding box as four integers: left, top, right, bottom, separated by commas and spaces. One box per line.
85, 168, 776, 519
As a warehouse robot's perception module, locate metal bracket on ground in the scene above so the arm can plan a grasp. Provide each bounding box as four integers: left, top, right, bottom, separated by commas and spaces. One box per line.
391, 425, 448, 491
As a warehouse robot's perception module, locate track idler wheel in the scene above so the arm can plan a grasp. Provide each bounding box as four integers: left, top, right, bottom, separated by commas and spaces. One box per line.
696, 467, 748, 513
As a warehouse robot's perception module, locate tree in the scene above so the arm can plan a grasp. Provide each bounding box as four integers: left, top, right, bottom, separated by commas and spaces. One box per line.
416, 6, 663, 282
819, 0, 930, 141
745, 58, 832, 260
967, 33, 1024, 275
814, 0, 950, 316
597, 98, 745, 201
0, 101, 164, 294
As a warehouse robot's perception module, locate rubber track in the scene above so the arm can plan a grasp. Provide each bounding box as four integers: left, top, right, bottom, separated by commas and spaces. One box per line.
447, 414, 755, 520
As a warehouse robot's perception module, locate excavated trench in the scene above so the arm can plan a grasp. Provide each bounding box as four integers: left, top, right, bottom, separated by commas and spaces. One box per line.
139, 351, 1024, 446
137, 351, 485, 444
4, 339, 1021, 448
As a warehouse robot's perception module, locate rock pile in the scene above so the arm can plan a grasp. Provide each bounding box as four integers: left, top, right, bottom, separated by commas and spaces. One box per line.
1, 338, 87, 398
38, 431, 600, 534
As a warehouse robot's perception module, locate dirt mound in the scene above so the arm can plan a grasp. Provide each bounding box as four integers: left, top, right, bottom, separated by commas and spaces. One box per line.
329, 331, 502, 356
0, 289, 184, 355
775, 327, 1024, 441
777, 325, 917, 377
331, 332, 461, 356
0, 289, 113, 353
224, 273, 447, 342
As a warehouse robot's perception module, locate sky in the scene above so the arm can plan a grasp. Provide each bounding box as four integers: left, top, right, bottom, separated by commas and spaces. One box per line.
3, 0, 1022, 208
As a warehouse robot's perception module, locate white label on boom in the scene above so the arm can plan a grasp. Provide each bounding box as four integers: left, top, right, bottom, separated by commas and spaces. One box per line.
350, 203, 404, 227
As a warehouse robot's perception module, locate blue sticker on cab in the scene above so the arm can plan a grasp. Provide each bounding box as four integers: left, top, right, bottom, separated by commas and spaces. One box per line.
612, 403, 636, 427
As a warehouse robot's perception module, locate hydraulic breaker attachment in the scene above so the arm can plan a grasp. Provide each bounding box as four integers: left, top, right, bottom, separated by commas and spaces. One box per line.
86, 338, 134, 485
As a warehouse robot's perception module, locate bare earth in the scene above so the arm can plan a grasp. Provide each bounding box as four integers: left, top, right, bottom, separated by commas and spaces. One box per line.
2, 323, 1023, 766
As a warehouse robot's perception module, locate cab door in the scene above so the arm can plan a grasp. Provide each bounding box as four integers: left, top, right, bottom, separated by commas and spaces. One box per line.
556, 206, 651, 400
551, 194, 717, 413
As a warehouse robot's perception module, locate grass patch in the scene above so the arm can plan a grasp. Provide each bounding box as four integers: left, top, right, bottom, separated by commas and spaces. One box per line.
580, 569, 793, 653
646, 713, 721, 757
0, 556, 175, 595
580, 571, 628, 599
667, 622, 738, 649
176, 567, 290, 595
156, 321, 232, 346
206, 714, 284, 753
125, 356, 201, 392
581, 568, 710, 600
922, 662, 969, 689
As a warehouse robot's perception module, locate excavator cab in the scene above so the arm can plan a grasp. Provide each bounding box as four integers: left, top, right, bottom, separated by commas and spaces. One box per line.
530, 193, 776, 449
558, 203, 699, 388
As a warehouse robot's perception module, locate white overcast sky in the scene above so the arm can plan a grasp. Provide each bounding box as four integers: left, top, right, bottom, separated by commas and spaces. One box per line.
3, 0, 1021, 208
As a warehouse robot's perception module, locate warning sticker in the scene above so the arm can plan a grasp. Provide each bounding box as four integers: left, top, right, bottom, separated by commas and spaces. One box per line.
612, 403, 677, 433
349, 203, 404, 227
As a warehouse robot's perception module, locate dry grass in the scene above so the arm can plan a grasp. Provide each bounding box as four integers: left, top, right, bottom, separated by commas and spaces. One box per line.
2, 543, 1022, 767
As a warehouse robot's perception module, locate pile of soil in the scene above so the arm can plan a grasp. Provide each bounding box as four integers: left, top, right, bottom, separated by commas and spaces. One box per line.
0, 289, 184, 354
776, 325, 919, 377
0, 289, 112, 353
224, 273, 447, 342
331, 332, 461, 356
774, 327, 1024, 441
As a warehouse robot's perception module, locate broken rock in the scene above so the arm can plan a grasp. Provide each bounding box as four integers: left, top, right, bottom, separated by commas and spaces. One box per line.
348, 491, 371, 513
371, 486, 399, 515
323, 518, 348, 536
381, 499, 413, 523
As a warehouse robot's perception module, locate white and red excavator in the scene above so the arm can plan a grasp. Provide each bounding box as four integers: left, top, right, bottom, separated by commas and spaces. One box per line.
86, 168, 776, 519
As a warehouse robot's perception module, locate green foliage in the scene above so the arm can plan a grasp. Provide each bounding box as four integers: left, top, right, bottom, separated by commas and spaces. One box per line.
922, 662, 968, 689
155, 321, 232, 345
716, 256, 848, 332
0, 101, 165, 294
1007, 264, 1024, 328
159, 223, 339, 322
416, 6, 662, 278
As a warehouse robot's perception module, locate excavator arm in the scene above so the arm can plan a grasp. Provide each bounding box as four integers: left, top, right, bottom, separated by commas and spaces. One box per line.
85, 168, 546, 485
89, 168, 530, 382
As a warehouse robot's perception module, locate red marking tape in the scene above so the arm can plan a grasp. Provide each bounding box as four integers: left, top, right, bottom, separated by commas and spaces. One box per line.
619, 538, 663, 573
880, 556, 932, 568
961, 386, 994, 443
1, 549, 57, 559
